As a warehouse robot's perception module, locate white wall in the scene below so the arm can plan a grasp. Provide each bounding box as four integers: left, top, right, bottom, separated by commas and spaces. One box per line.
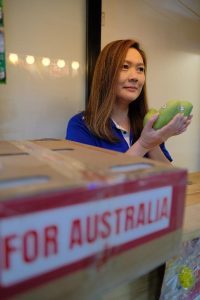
0, 0, 85, 140
102, 0, 200, 172
0, 0, 199, 172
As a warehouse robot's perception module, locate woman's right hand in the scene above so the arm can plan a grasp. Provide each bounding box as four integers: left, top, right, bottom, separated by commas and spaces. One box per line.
138, 113, 191, 150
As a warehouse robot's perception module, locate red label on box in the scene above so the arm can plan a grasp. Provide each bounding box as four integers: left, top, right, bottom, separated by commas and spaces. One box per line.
0, 186, 173, 287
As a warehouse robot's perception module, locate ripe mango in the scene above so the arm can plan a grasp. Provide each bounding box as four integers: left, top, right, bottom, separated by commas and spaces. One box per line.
143, 108, 158, 127
179, 100, 193, 116
143, 100, 193, 129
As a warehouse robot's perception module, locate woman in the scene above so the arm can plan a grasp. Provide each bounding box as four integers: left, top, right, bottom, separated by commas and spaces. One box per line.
66, 39, 191, 163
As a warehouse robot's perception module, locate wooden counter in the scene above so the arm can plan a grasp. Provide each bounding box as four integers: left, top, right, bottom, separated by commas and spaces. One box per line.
183, 172, 200, 241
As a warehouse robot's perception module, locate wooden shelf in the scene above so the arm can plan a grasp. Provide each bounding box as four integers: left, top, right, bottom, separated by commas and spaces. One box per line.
183, 172, 200, 242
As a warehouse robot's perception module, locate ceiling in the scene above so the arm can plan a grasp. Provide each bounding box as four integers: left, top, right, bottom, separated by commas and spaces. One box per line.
179, 0, 200, 17
144, 0, 200, 20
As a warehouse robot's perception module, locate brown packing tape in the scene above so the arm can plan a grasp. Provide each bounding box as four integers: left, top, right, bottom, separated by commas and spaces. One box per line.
10, 140, 88, 181
10, 141, 127, 187
0, 140, 162, 201
0, 141, 28, 156
31, 140, 173, 180
31, 139, 174, 175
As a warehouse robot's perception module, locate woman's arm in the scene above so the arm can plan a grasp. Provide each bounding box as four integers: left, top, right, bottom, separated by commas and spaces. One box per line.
126, 139, 149, 157
126, 141, 172, 164
148, 146, 172, 164
126, 113, 192, 160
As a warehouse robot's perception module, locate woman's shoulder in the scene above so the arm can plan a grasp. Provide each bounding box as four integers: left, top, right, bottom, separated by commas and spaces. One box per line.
66, 111, 95, 143
67, 111, 89, 136
68, 111, 85, 124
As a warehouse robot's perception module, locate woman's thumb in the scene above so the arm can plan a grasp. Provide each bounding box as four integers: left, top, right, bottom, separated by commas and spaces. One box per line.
145, 113, 159, 129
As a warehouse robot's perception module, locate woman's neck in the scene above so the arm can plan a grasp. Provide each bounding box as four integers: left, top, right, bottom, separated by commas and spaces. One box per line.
111, 105, 130, 132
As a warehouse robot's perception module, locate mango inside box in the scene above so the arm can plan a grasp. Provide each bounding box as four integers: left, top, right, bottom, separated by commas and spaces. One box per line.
0, 139, 187, 300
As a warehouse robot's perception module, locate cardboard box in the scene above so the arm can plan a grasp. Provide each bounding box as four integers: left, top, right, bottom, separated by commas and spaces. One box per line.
0, 139, 187, 300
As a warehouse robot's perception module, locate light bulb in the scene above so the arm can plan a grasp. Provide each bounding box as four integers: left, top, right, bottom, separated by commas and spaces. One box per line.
9, 53, 19, 64
57, 59, 65, 68
71, 61, 79, 70
26, 55, 35, 65
42, 57, 50, 66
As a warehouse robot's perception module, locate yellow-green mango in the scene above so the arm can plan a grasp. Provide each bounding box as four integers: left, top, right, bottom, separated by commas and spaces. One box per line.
143, 108, 158, 127
143, 99, 193, 130
153, 100, 180, 129
179, 100, 193, 116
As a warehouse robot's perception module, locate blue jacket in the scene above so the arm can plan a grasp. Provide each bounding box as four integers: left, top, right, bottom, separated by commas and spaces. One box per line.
66, 112, 172, 161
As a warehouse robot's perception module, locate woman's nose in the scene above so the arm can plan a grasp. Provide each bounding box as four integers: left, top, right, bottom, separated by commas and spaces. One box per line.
128, 69, 138, 82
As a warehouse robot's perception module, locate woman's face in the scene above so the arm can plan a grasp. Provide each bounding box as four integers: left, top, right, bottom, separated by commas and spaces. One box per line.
116, 48, 145, 105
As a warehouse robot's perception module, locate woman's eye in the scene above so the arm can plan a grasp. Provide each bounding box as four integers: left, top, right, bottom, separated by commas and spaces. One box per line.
138, 66, 145, 72
122, 64, 129, 70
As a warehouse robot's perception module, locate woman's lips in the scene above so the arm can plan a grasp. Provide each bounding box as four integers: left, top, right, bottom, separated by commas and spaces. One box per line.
124, 86, 138, 92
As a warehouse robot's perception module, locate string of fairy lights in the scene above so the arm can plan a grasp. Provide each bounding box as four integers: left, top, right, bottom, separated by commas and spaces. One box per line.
8, 53, 80, 77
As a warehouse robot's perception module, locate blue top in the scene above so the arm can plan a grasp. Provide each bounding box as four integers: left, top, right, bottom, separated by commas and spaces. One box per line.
66, 112, 172, 161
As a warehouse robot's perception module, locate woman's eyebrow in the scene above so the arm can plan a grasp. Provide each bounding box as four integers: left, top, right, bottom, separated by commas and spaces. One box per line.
124, 60, 144, 66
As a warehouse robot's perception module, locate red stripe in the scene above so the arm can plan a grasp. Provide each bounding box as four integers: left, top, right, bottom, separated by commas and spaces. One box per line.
0, 170, 187, 217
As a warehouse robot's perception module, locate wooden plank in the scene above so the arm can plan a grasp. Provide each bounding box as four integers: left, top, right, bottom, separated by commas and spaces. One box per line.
101, 265, 165, 300
183, 172, 200, 241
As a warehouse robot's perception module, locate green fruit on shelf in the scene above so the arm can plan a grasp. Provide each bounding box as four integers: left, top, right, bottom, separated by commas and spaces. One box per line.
178, 265, 195, 289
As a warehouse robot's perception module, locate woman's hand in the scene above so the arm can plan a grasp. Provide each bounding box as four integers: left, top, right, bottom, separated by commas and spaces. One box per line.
138, 113, 192, 150
172, 114, 192, 136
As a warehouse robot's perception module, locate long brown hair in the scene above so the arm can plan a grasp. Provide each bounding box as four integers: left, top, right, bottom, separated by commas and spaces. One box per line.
84, 39, 149, 143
